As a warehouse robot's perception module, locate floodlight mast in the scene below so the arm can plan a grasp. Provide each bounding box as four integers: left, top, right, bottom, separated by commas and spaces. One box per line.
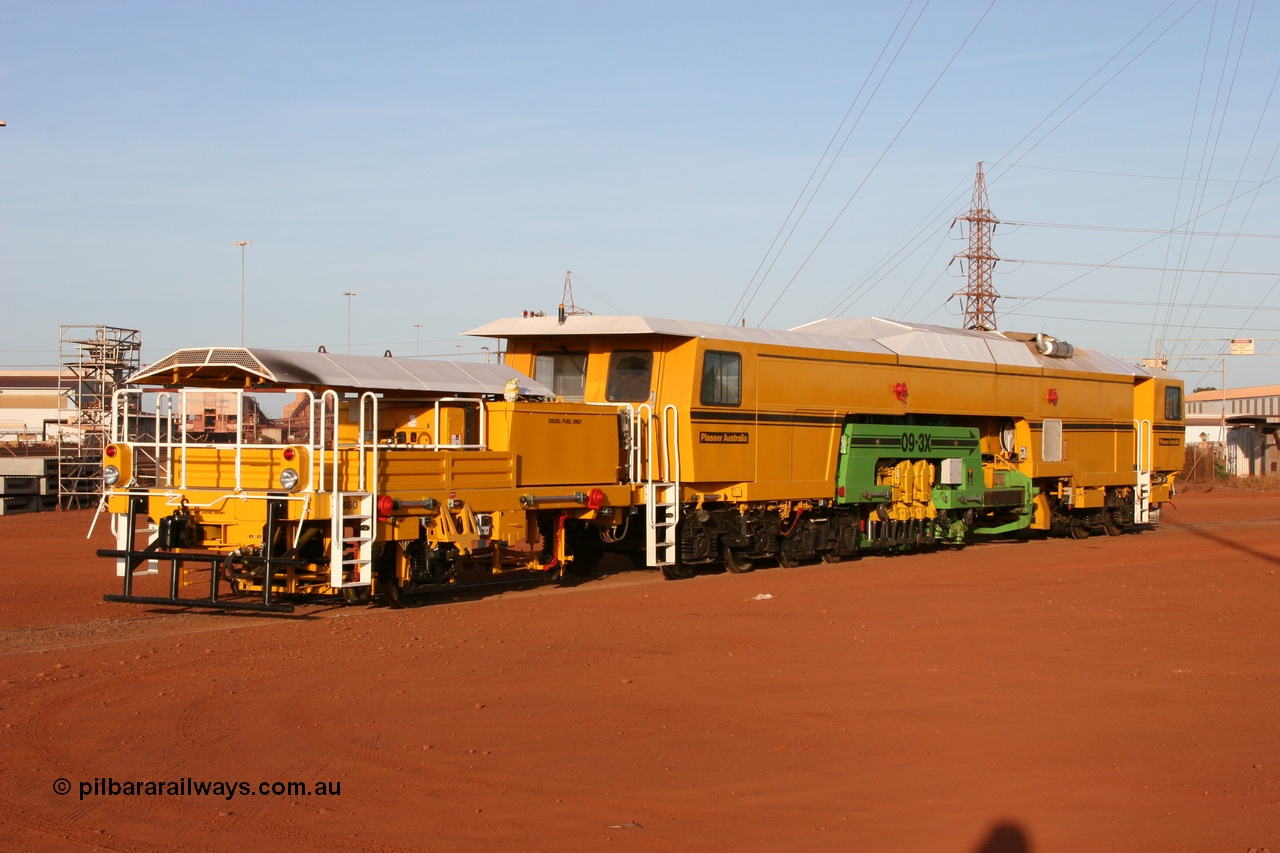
234, 241, 252, 346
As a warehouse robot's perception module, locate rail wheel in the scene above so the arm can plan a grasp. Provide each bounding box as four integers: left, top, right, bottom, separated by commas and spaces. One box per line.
777, 539, 805, 568
820, 551, 844, 564
220, 555, 250, 595
341, 586, 371, 605
382, 576, 429, 608
661, 560, 694, 580
723, 547, 755, 574
662, 517, 695, 579
1068, 518, 1091, 540
378, 547, 429, 608
1102, 512, 1123, 537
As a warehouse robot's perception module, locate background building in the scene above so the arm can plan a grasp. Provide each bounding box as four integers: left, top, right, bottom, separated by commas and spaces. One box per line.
1185, 385, 1280, 477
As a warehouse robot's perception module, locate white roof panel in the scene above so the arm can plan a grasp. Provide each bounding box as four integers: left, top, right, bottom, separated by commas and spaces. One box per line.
465, 315, 897, 357
465, 312, 1157, 379
130, 348, 552, 397
468, 314, 1150, 379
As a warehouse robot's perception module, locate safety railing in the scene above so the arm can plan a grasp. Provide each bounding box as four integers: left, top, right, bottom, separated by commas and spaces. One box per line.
375, 398, 488, 451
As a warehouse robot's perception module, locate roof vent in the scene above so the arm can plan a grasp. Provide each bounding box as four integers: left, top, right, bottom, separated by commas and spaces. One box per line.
1034, 333, 1074, 359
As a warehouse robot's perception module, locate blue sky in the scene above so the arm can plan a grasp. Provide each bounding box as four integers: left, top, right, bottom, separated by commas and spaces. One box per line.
3, 1, 1278, 389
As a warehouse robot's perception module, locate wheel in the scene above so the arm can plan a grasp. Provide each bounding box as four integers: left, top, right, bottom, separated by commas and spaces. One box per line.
219, 556, 250, 595
661, 517, 695, 579
820, 551, 844, 564
1068, 519, 1090, 540
723, 547, 755, 574
341, 585, 371, 605
379, 554, 429, 608
381, 576, 430, 608
777, 539, 804, 568
1102, 512, 1123, 537
661, 561, 694, 580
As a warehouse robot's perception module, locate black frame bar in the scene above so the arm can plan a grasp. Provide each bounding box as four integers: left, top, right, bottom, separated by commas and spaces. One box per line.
99, 494, 305, 613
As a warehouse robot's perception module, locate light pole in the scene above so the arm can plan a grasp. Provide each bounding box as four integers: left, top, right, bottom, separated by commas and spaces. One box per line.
412, 324, 422, 357
234, 241, 252, 346
343, 292, 357, 354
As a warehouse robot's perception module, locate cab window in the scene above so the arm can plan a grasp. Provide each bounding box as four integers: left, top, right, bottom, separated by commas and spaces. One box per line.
1165, 386, 1183, 421
534, 351, 587, 401
700, 351, 741, 406
605, 350, 653, 402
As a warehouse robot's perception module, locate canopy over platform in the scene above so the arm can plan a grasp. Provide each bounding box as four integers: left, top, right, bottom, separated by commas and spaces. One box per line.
129, 348, 552, 397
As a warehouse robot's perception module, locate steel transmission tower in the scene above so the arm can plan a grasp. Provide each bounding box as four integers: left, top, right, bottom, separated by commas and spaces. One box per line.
951, 162, 1001, 330
557, 270, 593, 324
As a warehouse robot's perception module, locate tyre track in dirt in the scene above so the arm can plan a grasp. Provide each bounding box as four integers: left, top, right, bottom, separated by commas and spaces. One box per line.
0, 796, 168, 853
6, 516, 1276, 659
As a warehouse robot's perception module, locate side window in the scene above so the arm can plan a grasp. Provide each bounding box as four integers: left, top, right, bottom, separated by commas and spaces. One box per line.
605, 350, 653, 403
534, 351, 588, 401
1164, 386, 1183, 421
700, 351, 741, 406
1042, 418, 1063, 462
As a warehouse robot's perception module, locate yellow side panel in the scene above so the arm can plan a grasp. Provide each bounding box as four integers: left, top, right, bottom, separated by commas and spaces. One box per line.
174, 447, 292, 491
487, 402, 621, 486
372, 452, 517, 493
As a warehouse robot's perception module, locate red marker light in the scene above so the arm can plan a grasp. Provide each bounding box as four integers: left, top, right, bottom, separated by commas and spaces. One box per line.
283, 447, 296, 461
105, 445, 118, 458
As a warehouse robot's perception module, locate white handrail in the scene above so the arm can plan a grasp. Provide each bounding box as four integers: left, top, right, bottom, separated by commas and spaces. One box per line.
359, 391, 379, 492
321, 390, 339, 494
662, 404, 681, 489
1134, 418, 1152, 474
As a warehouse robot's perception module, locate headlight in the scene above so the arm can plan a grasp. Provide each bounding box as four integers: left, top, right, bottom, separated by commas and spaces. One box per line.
279, 468, 300, 491
103, 465, 120, 486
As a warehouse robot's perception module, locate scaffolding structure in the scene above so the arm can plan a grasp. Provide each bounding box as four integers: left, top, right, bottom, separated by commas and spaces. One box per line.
58, 325, 141, 509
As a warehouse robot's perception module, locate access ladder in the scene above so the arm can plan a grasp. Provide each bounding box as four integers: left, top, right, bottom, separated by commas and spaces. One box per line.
330, 492, 375, 588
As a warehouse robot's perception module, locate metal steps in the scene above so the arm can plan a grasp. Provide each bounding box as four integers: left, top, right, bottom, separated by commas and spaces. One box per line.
330, 492, 374, 588
1134, 419, 1152, 524
645, 482, 678, 568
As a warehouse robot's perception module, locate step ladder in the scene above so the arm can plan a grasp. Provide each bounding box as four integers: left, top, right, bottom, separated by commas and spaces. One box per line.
1134, 419, 1152, 524
330, 492, 374, 588
645, 482, 678, 569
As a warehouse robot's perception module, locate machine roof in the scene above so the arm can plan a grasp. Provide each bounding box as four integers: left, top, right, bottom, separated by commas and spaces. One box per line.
464, 314, 893, 355
466, 314, 1154, 378
129, 348, 552, 397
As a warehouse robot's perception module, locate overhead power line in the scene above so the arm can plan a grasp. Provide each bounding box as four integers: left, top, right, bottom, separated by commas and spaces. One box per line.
1002, 258, 1280, 276
1000, 220, 1280, 239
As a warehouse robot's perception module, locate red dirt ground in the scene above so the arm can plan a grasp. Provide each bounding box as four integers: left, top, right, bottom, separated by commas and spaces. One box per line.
1, 490, 1278, 852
